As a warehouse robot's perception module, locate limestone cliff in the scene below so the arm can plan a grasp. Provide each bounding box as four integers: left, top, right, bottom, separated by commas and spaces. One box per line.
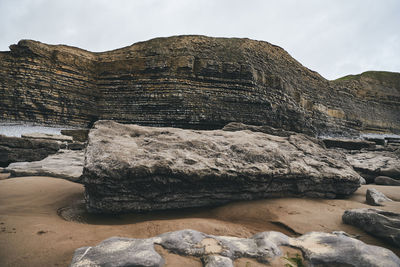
1, 36, 399, 135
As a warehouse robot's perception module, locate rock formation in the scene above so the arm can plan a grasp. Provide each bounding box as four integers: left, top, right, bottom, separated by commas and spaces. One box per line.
0, 134, 61, 167
69, 229, 400, 267
1, 36, 399, 136
366, 188, 393, 206
343, 208, 400, 247
346, 150, 400, 183
6, 149, 84, 182
82, 121, 361, 213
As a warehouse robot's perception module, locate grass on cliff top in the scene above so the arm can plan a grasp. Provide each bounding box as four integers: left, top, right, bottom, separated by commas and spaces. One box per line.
334, 71, 400, 85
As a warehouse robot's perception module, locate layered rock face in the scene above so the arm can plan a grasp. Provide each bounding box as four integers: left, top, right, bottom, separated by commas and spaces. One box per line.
1, 36, 399, 135
82, 121, 360, 213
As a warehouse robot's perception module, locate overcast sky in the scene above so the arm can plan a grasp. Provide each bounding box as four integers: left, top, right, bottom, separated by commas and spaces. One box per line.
1, 0, 399, 80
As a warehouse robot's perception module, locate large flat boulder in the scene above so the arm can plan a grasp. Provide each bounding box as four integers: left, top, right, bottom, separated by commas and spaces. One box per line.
0, 134, 61, 167
82, 121, 361, 213
69, 229, 400, 267
6, 150, 84, 182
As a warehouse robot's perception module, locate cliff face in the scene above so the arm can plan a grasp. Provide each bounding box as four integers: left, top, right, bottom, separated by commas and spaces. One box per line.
1, 36, 399, 135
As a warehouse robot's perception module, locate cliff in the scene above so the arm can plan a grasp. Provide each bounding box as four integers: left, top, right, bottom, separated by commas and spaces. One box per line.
1, 36, 399, 135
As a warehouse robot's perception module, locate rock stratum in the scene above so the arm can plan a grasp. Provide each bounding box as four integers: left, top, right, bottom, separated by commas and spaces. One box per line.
1, 36, 399, 135
82, 120, 361, 213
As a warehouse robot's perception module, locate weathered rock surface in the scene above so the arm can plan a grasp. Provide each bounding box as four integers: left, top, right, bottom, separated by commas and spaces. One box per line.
82, 121, 361, 213
1, 37, 399, 135
322, 138, 375, 150
366, 188, 393, 206
6, 150, 84, 182
343, 208, 400, 247
375, 176, 400, 186
346, 150, 400, 182
0, 134, 60, 167
21, 132, 73, 142
69, 229, 400, 267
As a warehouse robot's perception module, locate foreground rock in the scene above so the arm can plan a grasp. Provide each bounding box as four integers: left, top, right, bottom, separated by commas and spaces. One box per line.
70, 229, 400, 267
343, 208, 400, 247
83, 121, 361, 213
0, 134, 61, 167
366, 188, 393, 206
6, 150, 84, 182
346, 150, 400, 182
61, 129, 89, 142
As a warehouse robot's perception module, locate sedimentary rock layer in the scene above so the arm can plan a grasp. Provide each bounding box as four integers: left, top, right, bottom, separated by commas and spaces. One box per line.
0, 134, 61, 167
1, 36, 399, 135
82, 121, 360, 213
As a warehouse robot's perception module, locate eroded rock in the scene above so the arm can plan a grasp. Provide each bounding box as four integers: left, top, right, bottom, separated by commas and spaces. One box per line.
346, 150, 400, 182
21, 132, 73, 142
0, 134, 61, 167
6, 150, 84, 182
366, 188, 393, 206
83, 121, 361, 213
342, 208, 400, 247
322, 138, 375, 150
375, 176, 400, 186
69, 229, 400, 267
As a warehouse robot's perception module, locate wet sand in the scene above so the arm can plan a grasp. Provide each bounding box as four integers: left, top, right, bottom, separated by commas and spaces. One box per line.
0, 176, 399, 266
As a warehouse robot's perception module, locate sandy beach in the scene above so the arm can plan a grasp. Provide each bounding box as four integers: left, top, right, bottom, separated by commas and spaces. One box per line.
0, 176, 399, 266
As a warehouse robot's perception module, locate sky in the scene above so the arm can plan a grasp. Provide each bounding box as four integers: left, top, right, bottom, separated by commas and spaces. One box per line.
0, 0, 399, 80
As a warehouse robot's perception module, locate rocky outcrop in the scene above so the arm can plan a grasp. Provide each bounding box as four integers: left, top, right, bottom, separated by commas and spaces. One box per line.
366, 188, 393, 206
21, 132, 73, 142
82, 121, 361, 213
346, 150, 400, 182
0, 134, 61, 167
343, 208, 400, 247
69, 229, 400, 267
5, 149, 84, 182
322, 138, 375, 150
1, 36, 399, 135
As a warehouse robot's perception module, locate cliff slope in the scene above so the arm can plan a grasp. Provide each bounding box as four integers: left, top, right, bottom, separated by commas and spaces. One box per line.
1, 36, 399, 135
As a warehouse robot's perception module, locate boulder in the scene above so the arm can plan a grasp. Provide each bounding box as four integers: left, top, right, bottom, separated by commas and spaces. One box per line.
342, 208, 400, 247
0, 134, 61, 167
21, 132, 73, 142
83, 121, 361, 213
70, 229, 400, 267
375, 176, 400, 186
61, 129, 89, 142
346, 150, 400, 182
322, 138, 375, 150
6, 150, 84, 182
366, 188, 393, 206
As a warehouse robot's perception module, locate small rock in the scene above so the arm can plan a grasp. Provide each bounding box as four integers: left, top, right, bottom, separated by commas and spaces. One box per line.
342, 208, 400, 247
366, 188, 393, 206
375, 176, 400, 186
